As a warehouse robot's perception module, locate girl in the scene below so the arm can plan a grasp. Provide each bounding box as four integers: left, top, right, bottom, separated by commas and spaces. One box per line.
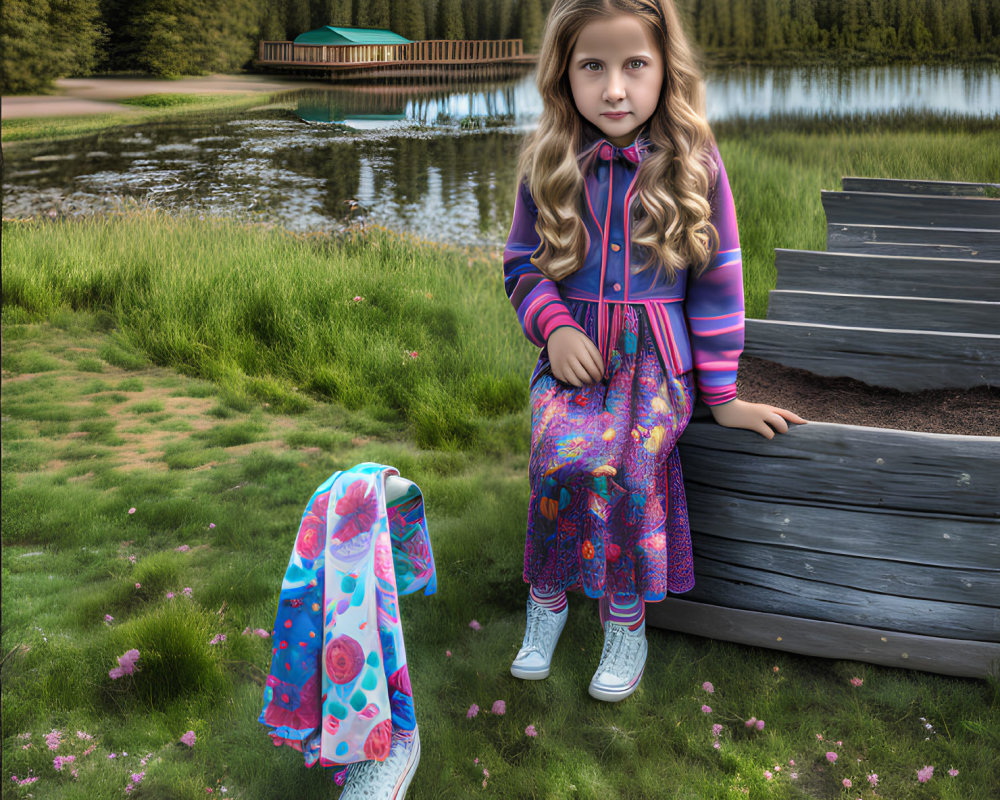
503, 0, 804, 702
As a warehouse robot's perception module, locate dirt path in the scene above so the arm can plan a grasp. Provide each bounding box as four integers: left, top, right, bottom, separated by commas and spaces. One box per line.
1, 74, 321, 120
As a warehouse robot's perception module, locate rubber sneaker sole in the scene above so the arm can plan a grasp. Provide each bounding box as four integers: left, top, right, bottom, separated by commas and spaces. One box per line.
394, 729, 420, 800
588, 663, 645, 702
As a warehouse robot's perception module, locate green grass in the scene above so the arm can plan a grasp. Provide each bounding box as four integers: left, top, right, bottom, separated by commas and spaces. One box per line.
0, 92, 284, 144
2, 316, 998, 798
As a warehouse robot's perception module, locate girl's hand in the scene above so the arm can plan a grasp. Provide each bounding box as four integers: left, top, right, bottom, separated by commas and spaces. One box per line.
708, 398, 807, 439
546, 326, 605, 387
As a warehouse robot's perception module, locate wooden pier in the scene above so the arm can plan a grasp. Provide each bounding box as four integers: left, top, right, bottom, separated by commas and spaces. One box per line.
255, 38, 536, 81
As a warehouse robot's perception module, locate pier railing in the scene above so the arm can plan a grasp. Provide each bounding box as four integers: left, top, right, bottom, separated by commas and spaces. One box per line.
257, 38, 528, 67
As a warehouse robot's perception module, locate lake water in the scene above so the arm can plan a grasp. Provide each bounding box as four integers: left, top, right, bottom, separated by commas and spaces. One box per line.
3, 64, 997, 248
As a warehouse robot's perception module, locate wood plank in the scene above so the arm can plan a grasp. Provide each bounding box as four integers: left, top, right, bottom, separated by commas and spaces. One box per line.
677, 419, 1000, 518
691, 532, 1000, 606
743, 318, 1000, 390
765, 290, 1000, 334
774, 249, 1000, 301
841, 177, 1000, 197
823, 191, 1000, 230
686, 488, 1000, 570
827, 224, 1000, 259
677, 567, 998, 642
645, 598, 1000, 678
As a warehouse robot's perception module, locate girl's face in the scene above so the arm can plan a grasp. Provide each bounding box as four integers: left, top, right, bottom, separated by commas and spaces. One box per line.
567, 13, 664, 148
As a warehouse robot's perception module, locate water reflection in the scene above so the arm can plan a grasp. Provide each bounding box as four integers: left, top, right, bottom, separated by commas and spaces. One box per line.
2, 64, 996, 248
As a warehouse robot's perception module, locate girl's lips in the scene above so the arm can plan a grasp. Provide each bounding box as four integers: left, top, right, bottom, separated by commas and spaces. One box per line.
602, 112, 629, 119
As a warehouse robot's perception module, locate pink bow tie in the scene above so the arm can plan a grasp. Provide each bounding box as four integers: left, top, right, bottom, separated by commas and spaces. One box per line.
597, 141, 643, 164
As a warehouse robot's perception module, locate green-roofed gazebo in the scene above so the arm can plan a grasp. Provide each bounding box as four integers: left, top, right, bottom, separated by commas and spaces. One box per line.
293, 26, 411, 46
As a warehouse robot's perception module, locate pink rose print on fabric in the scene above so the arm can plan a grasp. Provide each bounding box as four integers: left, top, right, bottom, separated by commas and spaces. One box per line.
323, 715, 340, 735
332, 481, 379, 545
295, 512, 325, 560
325, 635, 364, 684
313, 490, 330, 518
374, 537, 395, 582
388, 665, 412, 697
363, 719, 392, 761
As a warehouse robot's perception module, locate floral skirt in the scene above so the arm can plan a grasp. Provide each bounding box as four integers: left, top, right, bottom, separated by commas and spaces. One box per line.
524, 302, 696, 603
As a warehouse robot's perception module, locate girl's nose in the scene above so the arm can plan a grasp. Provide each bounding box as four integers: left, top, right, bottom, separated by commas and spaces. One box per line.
603, 72, 627, 102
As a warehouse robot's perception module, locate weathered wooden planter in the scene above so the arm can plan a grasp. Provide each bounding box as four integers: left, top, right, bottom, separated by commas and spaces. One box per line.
648, 177, 1000, 678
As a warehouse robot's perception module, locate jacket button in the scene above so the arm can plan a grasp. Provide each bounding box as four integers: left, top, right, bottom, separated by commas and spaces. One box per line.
612, 282, 622, 292
610, 243, 621, 252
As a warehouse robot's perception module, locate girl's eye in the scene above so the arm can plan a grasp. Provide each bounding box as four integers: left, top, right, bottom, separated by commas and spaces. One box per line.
628, 59, 646, 70
583, 61, 602, 72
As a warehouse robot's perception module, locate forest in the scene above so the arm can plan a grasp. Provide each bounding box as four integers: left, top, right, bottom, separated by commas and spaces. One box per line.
2, 0, 999, 93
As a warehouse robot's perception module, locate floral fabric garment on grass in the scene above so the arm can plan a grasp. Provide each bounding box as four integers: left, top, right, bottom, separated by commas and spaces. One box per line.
260, 462, 436, 767
526, 302, 696, 603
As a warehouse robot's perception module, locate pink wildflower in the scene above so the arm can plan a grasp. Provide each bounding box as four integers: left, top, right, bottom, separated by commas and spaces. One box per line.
948, 768, 959, 777
76, 731, 92, 740
491, 700, 506, 715
745, 717, 757, 728
209, 523, 216, 529
135, 583, 141, 589
54, 754, 76, 770
773, 666, 779, 672
850, 677, 863, 687
45, 730, 62, 750
175, 545, 190, 552
445, 650, 452, 657
82, 745, 96, 756
867, 773, 878, 786
790, 773, 798, 780
816, 733, 824, 740
701, 705, 712, 714
128, 555, 136, 564
209, 634, 226, 645
702, 681, 714, 693
254, 628, 269, 638
917, 765, 934, 783
408, 351, 419, 359
180, 731, 196, 747
525, 725, 538, 737
128, 507, 136, 514
764, 770, 773, 781
842, 778, 852, 788
712, 740, 720, 749
108, 753, 117, 759
353, 296, 363, 302
469, 620, 481, 630
826, 752, 838, 763
109, 648, 140, 679
167, 592, 175, 599
711, 724, 722, 737
755, 719, 765, 731
466, 704, 479, 719
182, 587, 193, 597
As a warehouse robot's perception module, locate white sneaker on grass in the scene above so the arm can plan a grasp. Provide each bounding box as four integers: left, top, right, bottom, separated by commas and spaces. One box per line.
510, 596, 568, 680
339, 725, 420, 800
588, 620, 647, 702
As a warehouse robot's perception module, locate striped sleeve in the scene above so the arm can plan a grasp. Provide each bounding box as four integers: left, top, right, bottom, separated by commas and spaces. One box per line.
685, 148, 745, 406
503, 183, 585, 348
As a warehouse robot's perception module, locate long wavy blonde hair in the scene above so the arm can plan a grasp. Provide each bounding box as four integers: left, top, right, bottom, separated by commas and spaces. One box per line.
519, 0, 719, 282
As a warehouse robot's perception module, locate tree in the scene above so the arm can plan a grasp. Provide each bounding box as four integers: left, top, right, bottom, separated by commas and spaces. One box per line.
516, 0, 544, 51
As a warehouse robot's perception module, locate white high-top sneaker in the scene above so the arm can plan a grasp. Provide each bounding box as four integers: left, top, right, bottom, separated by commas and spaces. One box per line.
339, 725, 420, 800
510, 595, 569, 680
588, 620, 647, 702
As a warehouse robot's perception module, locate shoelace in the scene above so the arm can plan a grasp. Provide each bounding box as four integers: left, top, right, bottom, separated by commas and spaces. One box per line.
598, 624, 643, 676
522, 601, 563, 657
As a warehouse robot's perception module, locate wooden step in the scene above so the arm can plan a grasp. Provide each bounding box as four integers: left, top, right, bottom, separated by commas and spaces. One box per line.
773, 249, 1000, 301
744, 318, 1000, 390
822, 190, 1000, 230
827, 223, 1000, 259
841, 177, 1000, 197
765, 290, 999, 334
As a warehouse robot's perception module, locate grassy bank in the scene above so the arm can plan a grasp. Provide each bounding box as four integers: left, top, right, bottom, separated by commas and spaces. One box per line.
3, 312, 998, 800
3, 125, 997, 447
0, 92, 287, 145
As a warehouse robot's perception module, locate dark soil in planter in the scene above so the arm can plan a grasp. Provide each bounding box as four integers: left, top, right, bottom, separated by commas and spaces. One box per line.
737, 355, 1000, 436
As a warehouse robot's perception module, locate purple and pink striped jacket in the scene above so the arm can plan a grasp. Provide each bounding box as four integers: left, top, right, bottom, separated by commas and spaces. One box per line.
503, 137, 745, 405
